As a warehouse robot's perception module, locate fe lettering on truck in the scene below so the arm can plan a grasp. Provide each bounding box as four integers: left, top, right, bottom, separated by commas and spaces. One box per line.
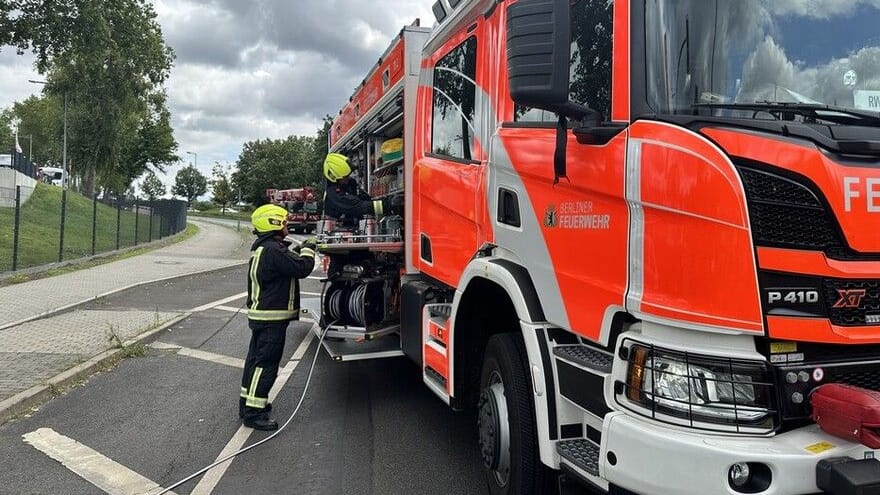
844, 177, 880, 212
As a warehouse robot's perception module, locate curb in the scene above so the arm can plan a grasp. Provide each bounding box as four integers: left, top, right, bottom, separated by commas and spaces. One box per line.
0, 312, 192, 426
0, 260, 247, 333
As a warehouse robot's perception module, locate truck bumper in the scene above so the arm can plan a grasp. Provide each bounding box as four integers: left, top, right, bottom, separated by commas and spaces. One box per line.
602, 411, 880, 495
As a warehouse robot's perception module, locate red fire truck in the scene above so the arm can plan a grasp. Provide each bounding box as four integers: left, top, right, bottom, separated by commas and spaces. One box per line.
311, 1, 880, 494
266, 187, 320, 233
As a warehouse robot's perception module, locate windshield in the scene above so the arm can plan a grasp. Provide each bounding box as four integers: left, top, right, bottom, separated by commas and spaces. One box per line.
645, 0, 880, 117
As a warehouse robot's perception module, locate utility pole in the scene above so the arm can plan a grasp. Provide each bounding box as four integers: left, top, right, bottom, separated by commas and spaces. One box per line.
62, 91, 68, 189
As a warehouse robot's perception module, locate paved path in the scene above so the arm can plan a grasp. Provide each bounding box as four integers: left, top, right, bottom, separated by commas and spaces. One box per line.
0, 219, 249, 331
0, 219, 250, 422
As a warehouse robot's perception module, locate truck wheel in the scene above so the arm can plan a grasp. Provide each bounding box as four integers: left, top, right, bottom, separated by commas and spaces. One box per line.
478, 333, 554, 495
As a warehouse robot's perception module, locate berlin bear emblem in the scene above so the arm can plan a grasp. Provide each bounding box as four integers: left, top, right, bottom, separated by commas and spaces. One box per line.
544, 205, 557, 228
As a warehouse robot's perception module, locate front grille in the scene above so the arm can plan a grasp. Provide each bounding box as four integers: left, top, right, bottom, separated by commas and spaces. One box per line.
748, 201, 839, 249
835, 368, 880, 391
739, 167, 843, 251
824, 279, 880, 327
740, 167, 822, 208
738, 165, 880, 261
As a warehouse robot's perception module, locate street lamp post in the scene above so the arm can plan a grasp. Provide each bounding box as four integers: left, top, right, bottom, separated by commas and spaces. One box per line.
186, 151, 198, 168
62, 92, 67, 188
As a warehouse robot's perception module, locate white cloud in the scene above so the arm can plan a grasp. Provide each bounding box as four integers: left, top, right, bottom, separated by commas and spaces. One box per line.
770, 0, 880, 18
0, 0, 434, 194
737, 35, 880, 107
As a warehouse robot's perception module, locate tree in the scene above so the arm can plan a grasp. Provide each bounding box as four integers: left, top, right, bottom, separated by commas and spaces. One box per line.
11, 95, 62, 166
8, 0, 176, 196
140, 170, 165, 201
109, 92, 178, 195
231, 135, 319, 206
211, 163, 234, 213
172, 165, 207, 206
0, 108, 12, 152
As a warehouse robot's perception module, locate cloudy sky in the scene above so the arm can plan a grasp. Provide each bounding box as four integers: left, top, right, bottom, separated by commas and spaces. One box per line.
0, 0, 434, 194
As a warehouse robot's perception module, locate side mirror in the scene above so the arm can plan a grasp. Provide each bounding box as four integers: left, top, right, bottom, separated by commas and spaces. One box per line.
506, 0, 571, 109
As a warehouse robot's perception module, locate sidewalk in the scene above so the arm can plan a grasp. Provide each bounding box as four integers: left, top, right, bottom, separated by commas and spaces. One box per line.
0, 219, 249, 423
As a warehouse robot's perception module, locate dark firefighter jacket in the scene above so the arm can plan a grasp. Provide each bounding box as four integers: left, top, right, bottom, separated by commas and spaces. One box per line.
247, 233, 316, 322
323, 179, 384, 223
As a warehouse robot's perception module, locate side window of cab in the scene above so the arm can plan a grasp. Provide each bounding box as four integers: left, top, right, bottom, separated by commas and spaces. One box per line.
515, 0, 614, 122
431, 37, 479, 161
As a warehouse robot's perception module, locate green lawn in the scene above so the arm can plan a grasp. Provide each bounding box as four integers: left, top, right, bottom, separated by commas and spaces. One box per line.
0, 183, 167, 272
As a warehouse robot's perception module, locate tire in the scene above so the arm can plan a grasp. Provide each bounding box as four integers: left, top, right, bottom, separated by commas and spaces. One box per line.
478, 333, 555, 495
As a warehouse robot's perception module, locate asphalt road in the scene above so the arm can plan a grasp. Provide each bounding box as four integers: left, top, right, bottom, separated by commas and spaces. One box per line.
0, 264, 489, 495
188, 215, 250, 232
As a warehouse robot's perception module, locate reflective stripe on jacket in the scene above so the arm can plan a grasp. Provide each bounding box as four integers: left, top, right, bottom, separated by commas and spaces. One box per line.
247, 234, 315, 322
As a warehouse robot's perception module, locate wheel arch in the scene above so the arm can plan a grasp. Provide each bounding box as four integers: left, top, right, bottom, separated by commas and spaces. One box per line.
450, 257, 557, 467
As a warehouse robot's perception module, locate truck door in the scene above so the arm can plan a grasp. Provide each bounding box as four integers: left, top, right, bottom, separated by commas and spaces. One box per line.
491, 0, 629, 341
414, 26, 491, 287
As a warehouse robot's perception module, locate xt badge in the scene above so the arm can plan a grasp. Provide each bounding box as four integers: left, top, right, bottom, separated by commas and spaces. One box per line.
833, 289, 867, 309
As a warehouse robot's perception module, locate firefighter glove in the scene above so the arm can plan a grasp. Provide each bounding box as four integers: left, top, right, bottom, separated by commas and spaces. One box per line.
299, 237, 317, 258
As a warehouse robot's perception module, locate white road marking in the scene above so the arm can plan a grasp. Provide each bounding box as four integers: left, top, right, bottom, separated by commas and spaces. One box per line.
148, 341, 181, 351
23, 428, 178, 495
301, 291, 322, 296
190, 292, 247, 313
306, 276, 325, 281
177, 348, 245, 369
189, 330, 316, 495
214, 305, 246, 314
149, 341, 245, 369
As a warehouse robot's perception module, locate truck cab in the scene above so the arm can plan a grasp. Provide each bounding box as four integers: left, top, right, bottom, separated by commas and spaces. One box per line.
319, 1, 880, 493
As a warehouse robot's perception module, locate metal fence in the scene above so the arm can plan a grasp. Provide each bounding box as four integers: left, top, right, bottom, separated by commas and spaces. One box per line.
7, 149, 38, 180
0, 184, 188, 273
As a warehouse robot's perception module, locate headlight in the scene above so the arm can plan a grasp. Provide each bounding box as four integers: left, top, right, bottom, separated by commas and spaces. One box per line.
621, 342, 777, 434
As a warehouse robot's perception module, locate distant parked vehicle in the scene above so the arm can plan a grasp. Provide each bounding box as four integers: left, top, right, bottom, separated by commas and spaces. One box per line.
38, 167, 63, 186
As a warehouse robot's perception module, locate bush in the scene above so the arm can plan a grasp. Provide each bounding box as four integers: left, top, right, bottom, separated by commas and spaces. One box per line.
192, 200, 213, 211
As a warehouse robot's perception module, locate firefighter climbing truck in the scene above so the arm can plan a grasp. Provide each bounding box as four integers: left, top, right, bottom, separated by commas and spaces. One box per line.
312, 1, 880, 493
266, 187, 320, 233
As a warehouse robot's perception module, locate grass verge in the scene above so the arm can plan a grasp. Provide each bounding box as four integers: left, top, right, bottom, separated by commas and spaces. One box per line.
0, 222, 199, 287
0, 183, 184, 271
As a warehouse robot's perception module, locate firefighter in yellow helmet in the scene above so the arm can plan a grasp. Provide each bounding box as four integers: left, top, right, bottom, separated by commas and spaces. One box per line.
239, 203, 316, 430
323, 153, 400, 225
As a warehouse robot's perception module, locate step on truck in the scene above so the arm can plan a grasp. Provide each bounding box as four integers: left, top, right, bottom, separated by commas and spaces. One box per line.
307, 1, 880, 493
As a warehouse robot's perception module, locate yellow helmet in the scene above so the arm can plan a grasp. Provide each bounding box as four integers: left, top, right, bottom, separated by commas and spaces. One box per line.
323, 153, 352, 182
251, 204, 288, 233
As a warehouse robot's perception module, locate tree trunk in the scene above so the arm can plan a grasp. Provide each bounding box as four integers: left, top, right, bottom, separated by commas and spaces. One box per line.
82, 165, 97, 197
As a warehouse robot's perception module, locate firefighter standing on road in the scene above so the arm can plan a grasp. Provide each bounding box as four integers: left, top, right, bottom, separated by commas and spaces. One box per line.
240, 204, 316, 430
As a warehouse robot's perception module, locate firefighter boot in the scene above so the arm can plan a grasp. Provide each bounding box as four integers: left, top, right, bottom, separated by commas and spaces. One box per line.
243, 413, 278, 431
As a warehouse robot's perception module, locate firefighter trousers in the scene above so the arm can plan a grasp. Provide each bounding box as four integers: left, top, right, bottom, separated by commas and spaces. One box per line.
240, 321, 288, 419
